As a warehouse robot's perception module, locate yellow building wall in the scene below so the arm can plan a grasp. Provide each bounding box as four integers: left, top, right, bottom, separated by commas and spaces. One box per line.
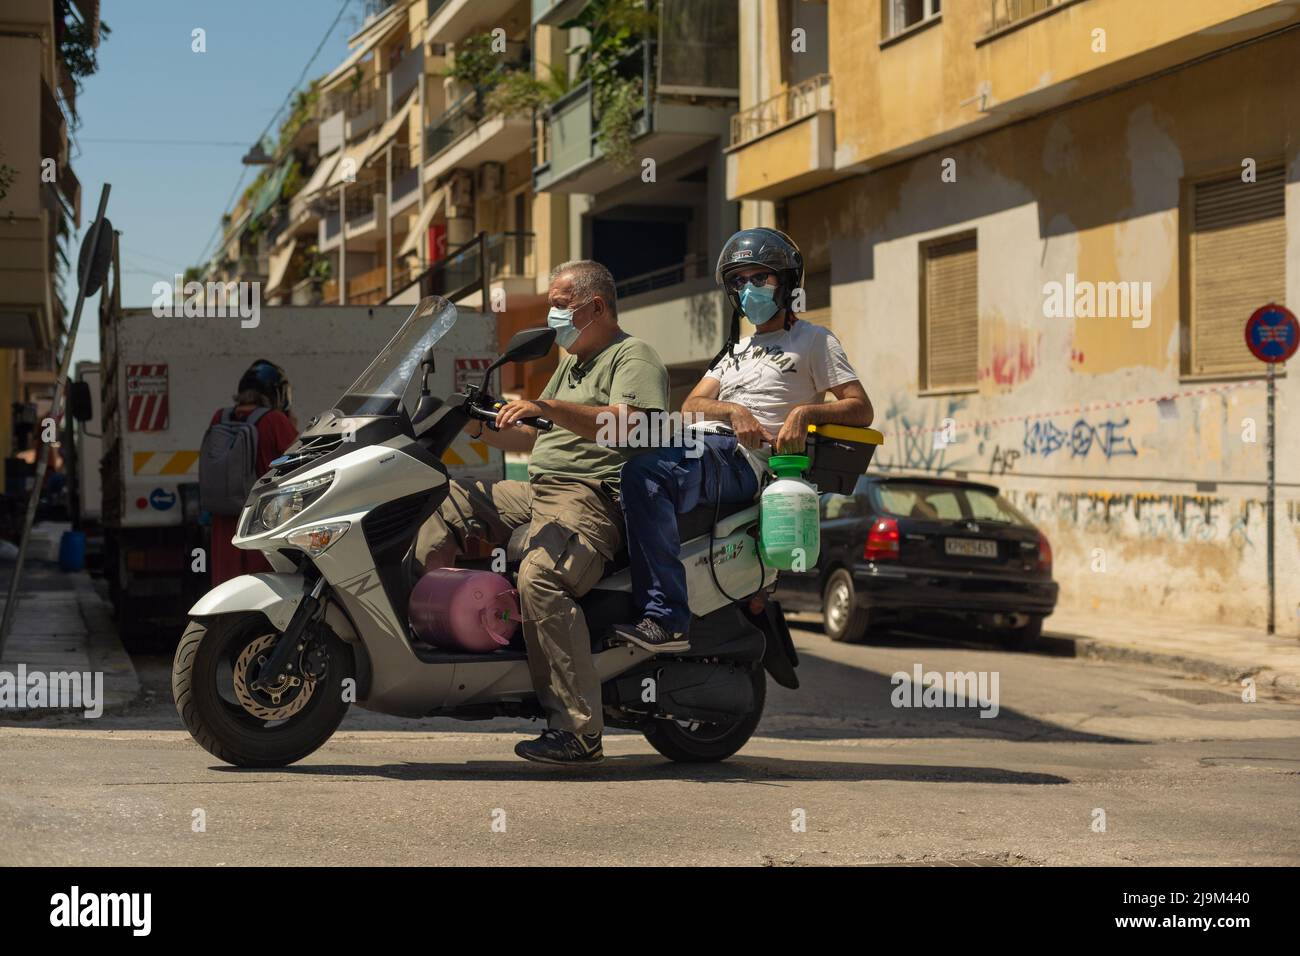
786, 29, 1300, 632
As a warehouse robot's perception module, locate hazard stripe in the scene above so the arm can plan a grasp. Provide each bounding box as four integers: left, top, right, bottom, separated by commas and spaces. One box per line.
133, 451, 200, 475
440, 439, 492, 469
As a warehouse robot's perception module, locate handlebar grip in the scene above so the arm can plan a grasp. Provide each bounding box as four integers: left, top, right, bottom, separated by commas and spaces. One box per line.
518, 416, 554, 432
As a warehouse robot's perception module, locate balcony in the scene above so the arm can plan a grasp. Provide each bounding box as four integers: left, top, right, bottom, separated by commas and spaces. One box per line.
423, 88, 531, 183
390, 148, 421, 214
725, 73, 836, 201
987, 0, 1074, 33
347, 264, 389, 305
532, 41, 734, 195
972, 0, 1298, 129
406, 232, 535, 304
531, 0, 585, 26
427, 0, 522, 45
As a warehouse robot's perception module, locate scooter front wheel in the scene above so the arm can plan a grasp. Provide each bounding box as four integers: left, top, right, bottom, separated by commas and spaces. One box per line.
641, 666, 766, 762
172, 614, 353, 768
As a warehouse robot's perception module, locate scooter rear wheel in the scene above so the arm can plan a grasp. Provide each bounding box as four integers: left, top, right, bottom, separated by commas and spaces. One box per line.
641, 666, 766, 762
172, 614, 353, 768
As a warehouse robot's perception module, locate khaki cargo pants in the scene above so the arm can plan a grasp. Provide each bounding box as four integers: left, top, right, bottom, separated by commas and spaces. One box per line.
412, 475, 622, 737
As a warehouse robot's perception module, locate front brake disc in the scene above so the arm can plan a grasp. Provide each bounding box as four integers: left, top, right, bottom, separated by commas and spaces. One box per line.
233, 633, 316, 720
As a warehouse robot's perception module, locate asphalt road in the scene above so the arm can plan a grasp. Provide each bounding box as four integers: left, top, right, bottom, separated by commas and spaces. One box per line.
2, 622, 1297, 866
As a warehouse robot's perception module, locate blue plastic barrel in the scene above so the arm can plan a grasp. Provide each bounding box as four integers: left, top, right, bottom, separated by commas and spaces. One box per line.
59, 530, 86, 572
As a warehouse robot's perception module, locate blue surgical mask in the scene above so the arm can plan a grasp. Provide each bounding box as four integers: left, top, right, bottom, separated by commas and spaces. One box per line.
547, 304, 590, 350
739, 283, 779, 325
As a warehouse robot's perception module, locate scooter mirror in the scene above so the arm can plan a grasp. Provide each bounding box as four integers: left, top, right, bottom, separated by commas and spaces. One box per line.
480, 327, 556, 385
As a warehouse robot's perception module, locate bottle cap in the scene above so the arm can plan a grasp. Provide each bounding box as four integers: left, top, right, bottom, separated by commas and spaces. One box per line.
768, 454, 810, 478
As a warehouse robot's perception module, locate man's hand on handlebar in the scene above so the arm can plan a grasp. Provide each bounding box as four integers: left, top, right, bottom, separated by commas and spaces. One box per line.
494, 398, 554, 432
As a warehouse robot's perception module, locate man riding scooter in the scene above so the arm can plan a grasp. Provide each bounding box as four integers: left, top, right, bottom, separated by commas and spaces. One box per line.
411, 260, 669, 765
614, 228, 873, 652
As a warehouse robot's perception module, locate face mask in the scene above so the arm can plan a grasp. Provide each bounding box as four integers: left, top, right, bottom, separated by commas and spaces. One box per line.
547, 303, 591, 350
739, 283, 779, 325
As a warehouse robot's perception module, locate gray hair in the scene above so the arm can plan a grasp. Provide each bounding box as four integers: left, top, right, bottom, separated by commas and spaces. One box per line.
549, 259, 618, 316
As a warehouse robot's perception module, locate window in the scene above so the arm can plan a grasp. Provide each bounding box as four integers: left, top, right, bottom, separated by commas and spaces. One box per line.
964, 489, 1031, 525
882, 0, 941, 40
1186, 165, 1286, 376
875, 483, 962, 520
920, 232, 978, 391
820, 493, 864, 519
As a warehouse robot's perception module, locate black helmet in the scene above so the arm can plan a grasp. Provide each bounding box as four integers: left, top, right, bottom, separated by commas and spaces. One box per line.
238, 359, 291, 411
714, 227, 805, 315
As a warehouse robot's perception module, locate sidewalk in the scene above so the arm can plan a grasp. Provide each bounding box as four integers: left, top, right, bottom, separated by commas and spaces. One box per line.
1044, 607, 1300, 700
0, 547, 141, 718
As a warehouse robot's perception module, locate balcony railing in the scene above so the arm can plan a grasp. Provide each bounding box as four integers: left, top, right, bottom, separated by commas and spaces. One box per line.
729, 73, 831, 148
347, 264, 389, 305
988, 0, 1072, 32
614, 253, 708, 300
408, 231, 535, 302
425, 90, 484, 159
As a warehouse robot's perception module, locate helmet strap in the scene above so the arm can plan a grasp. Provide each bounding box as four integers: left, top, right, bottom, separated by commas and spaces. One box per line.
709, 306, 743, 369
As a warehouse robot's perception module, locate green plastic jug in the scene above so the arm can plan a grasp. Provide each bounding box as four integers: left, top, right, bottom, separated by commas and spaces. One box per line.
759, 455, 820, 571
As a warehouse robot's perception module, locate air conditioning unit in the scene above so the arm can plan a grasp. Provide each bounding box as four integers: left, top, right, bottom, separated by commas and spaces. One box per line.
478, 162, 504, 199
449, 169, 474, 210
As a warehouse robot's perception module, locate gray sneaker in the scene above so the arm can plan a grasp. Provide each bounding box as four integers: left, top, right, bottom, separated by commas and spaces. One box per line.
611, 618, 690, 653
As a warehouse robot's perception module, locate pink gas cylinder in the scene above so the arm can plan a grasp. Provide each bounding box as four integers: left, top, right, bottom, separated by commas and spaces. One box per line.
409, 568, 520, 652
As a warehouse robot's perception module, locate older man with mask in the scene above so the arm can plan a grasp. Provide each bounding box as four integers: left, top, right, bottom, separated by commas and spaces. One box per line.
411, 260, 669, 765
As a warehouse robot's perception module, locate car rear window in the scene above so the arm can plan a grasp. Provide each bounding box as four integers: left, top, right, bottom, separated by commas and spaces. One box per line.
872, 482, 1030, 525
875, 484, 963, 520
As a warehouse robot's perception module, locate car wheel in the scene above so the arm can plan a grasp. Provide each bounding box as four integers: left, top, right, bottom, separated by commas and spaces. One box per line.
822, 568, 873, 643
1003, 614, 1044, 650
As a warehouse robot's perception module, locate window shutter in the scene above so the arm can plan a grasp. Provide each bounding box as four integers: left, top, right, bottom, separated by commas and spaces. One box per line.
1191, 166, 1286, 375
923, 234, 978, 390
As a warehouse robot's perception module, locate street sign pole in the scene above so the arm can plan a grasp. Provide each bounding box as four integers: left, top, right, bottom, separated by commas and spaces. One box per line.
0, 185, 112, 660
1266, 360, 1275, 635
1244, 302, 1298, 636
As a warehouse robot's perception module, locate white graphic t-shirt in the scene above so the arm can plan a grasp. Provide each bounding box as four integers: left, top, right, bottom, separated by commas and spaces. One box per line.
701, 320, 860, 433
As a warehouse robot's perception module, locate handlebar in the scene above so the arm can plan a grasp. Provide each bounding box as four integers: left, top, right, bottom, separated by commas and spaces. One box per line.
465, 398, 554, 433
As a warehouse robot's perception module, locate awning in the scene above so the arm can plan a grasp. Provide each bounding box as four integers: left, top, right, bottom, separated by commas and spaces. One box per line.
250, 161, 291, 220
320, 6, 403, 88
398, 187, 445, 257
298, 152, 340, 199
266, 238, 298, 296
326, 134, 376, 188
361, 99, 412, 167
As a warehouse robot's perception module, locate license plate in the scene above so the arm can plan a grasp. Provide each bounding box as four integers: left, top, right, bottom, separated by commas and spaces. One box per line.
945, 537, 998, 558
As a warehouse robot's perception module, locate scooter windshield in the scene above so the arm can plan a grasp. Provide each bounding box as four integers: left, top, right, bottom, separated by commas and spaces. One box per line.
336, 296, 458, 417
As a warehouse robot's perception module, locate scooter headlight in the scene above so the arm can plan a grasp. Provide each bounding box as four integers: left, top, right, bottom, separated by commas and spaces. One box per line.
254, 473, 334, 533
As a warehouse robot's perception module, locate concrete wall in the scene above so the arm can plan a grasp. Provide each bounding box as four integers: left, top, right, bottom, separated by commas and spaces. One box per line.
787, 30, 1300, 634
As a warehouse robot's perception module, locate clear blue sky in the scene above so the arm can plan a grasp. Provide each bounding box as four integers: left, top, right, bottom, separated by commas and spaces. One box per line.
66, 0, 364, 369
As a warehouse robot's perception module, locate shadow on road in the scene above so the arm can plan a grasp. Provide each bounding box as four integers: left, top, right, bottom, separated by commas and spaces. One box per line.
218, 755, 1071, 786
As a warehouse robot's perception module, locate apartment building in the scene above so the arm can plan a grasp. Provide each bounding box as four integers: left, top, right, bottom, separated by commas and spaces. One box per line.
727, 0, 1300, 632
0, 0, 101, 465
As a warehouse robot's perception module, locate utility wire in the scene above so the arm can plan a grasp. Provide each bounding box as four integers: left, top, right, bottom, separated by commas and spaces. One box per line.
194, 0, 356, 268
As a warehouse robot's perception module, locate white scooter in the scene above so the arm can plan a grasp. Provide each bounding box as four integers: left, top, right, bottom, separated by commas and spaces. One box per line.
173, 297, 804, 767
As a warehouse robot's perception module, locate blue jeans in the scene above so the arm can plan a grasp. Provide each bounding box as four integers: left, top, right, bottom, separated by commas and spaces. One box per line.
620, 435, 759, 634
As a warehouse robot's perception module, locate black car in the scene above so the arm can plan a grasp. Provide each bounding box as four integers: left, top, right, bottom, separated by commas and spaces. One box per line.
773, 475, 1058, 646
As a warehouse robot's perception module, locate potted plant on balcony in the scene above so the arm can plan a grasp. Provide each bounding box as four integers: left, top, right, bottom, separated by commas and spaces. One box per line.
559, 0, 658, 168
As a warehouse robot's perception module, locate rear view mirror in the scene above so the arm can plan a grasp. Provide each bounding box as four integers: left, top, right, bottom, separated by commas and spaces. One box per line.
480, 327, 556, 387
68, 381, 94, 423
501, 327, 556, 364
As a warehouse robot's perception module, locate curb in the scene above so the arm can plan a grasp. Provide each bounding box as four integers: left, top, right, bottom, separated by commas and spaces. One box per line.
1041, 630, 1300, 702
74, 581, 142, 714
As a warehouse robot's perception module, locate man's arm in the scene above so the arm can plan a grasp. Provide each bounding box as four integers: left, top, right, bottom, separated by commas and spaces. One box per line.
773, 380, 873, 453
493, 398, 654, 443
681, 376, 773, 449
473, 418, 538, 453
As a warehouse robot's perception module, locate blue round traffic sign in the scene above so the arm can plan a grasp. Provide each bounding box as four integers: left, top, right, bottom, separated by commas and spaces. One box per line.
1245, 303, 1299, 364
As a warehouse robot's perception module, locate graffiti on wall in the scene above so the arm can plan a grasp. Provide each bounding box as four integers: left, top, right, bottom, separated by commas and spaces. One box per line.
1022, 416, 1138, 461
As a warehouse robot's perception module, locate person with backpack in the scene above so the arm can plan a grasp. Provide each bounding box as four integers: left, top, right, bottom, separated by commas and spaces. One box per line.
200, 360, 298, 585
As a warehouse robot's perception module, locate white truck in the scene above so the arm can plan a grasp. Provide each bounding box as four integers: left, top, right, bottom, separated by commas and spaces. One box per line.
96, 304, 502, 642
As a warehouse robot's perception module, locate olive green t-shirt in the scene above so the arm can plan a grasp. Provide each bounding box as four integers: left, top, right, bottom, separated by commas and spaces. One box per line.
528, 332, 669, 489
